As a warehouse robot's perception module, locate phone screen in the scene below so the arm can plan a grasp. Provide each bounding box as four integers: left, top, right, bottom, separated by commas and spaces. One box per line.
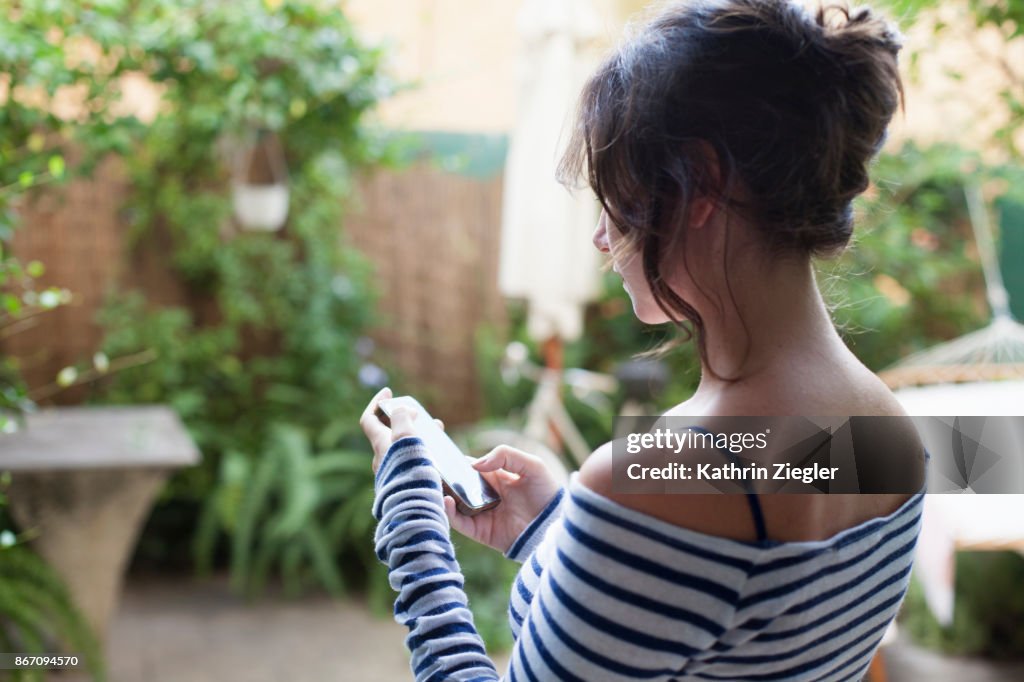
379, 396, 500, 511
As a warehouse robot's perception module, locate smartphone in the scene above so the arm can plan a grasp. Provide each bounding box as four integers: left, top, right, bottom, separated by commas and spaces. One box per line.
376, 396, 501, 516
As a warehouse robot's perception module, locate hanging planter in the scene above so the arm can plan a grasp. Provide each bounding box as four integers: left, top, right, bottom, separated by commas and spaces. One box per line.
230, 130, 290, 232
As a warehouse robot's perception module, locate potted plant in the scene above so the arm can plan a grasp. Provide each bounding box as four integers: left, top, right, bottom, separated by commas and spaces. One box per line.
229, 130, 290, 233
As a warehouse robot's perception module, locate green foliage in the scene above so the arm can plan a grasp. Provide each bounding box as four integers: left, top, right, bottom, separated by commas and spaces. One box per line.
0, 0, 108, 428
823, 141, 996, 369
0, 252, 71, 431
0, 475, 105, 681
192, 423, 382, 598
0, 0, 130, 214
473, 316, 540, 423
901, 552, 1024, 658
3, 0, 405, 593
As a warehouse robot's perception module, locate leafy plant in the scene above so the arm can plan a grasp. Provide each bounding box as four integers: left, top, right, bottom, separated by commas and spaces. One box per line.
193, 422, 380, 599
901, 552, 1024, 658
0, 475, 105, 681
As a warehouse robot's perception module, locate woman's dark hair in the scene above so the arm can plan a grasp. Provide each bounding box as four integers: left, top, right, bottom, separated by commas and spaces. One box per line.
559, 0, 905, 377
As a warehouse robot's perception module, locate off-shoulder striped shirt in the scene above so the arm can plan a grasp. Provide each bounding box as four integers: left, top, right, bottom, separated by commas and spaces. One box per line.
373, 436, 924, 681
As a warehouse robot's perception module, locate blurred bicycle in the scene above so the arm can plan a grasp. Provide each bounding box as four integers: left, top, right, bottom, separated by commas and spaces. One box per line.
455, 341, 668, 481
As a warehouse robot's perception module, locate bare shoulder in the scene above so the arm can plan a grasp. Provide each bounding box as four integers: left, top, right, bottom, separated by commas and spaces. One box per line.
578, 437, 765, 543
578, 439, 616, 495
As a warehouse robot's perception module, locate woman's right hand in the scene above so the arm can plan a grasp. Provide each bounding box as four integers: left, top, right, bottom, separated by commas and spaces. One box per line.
443, 445, 562, 554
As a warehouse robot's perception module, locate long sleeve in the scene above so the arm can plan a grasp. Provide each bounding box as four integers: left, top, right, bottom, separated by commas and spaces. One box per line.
504, 487, 566, 563
373, 436, 500, 681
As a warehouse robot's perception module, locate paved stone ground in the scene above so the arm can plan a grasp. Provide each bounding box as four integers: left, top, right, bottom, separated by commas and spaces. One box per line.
881, 638, 1024, 682
104, 575, 504, 681
100, 575, 1023, 681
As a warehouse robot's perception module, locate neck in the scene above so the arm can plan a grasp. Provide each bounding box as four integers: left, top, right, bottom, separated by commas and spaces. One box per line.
690, 255, 842, 400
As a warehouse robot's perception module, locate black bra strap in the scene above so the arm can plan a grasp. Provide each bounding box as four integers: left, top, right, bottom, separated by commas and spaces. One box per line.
745, 493, 768, 543
683, 425, 770, 542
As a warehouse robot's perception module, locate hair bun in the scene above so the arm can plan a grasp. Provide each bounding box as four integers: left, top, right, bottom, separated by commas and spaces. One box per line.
801, 1, 905, 149
814, 1, 904, 54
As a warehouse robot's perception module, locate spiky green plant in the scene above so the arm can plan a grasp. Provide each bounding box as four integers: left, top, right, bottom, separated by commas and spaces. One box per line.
0, 475, 106, 681
194, 422, 382, 599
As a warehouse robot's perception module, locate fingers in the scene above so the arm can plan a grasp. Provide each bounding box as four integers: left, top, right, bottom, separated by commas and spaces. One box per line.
435, 418, 444, 431
389, 405, 418, 442
473, 445, 544, 477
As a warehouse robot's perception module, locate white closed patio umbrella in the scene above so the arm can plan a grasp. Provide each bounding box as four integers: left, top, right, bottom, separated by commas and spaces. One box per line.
498, 0, 604, 346
496, 0, 607, 466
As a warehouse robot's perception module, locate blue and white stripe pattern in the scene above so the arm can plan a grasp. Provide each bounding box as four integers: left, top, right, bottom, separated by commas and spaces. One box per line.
373, 437, 924, 681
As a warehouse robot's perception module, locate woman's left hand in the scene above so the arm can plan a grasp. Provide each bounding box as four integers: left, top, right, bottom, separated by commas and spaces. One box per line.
359, 387, 444, 474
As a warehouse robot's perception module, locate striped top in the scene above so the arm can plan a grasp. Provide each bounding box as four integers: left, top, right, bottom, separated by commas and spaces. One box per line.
373, 436, 924, 681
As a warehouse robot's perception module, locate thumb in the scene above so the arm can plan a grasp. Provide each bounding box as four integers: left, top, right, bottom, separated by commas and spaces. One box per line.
390, 406, 418, 441
443, 495, 476, 537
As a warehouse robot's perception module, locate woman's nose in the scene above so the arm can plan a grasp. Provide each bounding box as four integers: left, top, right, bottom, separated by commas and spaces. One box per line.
593, 213, 610, 254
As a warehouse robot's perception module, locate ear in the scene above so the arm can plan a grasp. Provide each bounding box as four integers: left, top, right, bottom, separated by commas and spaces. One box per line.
689, 194, 716, 230
687, 140, 722, 230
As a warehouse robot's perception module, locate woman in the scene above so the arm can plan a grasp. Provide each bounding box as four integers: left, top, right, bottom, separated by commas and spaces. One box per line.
361, 0, 927, 679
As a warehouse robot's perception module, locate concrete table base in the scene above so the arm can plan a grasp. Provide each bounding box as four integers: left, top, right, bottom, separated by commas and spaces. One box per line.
9, 468, 170, 642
